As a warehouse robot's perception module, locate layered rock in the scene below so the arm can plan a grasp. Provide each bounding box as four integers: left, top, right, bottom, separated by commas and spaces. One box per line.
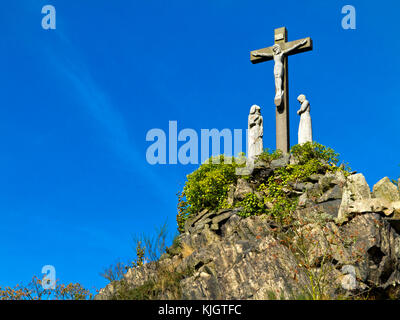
373, 177, 400, 202
96, 157, 400, 300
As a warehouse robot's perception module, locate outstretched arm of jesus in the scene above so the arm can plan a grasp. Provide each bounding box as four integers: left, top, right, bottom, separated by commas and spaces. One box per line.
251, 51, 273, 58
284, 39, 307, 55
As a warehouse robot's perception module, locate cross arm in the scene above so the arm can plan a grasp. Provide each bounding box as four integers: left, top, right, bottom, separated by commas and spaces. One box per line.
283, 37, 313, 56
250, 37, 313, 64
250, 47, 274, 64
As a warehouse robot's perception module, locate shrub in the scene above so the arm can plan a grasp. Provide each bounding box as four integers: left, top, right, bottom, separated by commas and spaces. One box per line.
177, 143, 351, 230
257, 148, 282, 164
236, 193, 265, 218
109, 265, 194, 300
239, 142, 350, 224
103, 233, 194, 300
177, 155, 245, 233
0, 276, 93, 300
291, 142, 339, 166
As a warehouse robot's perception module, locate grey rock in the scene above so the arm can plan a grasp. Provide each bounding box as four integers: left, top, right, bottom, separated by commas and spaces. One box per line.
337, 173, 371, 223
96, 207, 400, 301
251, 163, 273, 182
297, 199, 341, 219
270, 154, 290, 169
308, 174, 322, 182
317, 185, 342, 203
317, 199, 342, 218
212, 210, 235, 225
96, 168, 400, 301
373, 177, 400, 202
393, 201, 400, 216
210, 224, 219, 231
234, 179, 253, 201
346, 198, 394, 216
227, 185, 235, 207
304, 182, 315, 190
298, 192, 314, 208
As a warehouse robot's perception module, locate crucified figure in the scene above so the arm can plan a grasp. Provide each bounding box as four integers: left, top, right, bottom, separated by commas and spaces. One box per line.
252, 39, 307, 106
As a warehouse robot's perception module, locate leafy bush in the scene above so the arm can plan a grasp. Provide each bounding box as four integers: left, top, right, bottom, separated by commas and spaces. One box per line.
291, 142, 339, 166
101, 223, 169, 284
177, 143, 350, 230
240, 142, 350, 224
132, 222, 168, 263
177, 155, 245, 233
0, 276, 93, 300
102, 232, 194, 300
109, 265, 194, 300
236, 193, 265, 218
257, 148, 282, 164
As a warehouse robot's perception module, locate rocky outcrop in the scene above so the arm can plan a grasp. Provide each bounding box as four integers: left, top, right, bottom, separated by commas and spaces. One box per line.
96, 157, 400, 300
373, 177, 400, 202
337, 173, 371, 223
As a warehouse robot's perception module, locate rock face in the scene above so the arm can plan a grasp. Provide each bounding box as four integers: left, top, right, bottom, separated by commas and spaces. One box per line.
337, 173, 371, 223
373, 177, 400, 202
96, 158, 400, 300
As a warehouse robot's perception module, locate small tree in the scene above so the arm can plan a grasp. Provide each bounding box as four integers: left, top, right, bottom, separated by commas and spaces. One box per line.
0, 276, 93, 300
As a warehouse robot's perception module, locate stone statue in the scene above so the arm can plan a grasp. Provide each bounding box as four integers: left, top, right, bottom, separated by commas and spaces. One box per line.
248, 105, 263, 163
252, 39, 307, 106
296, 94, 312, 144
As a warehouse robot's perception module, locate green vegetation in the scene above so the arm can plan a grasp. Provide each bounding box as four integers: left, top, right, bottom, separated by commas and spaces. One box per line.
236, 193, 265, 218
244, 142, 349, 225
101, 223, 169, 283
178, 142, 351, 230
0, 276, 93, 300
257, 148, 282, 164
290, 142, 339, 165
108, 264, 194, 300
100, 223, 196, 300
103, 237, 194, 300
177, 154, 246, 233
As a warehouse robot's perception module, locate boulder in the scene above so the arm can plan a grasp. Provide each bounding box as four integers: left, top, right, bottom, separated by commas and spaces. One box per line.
226, 185, 235, 207
252, 161, 273, 181
346, 198, 394, 216
296, 199, 342, 220
337, 173, 371, 223
95, 166, 400, 300
270, 154, 290, 170
317, 185, 342, 203
393, 201, 400, 215
373, 177, 400, 202
96, 207, 400, 300
233, 178, 253, 201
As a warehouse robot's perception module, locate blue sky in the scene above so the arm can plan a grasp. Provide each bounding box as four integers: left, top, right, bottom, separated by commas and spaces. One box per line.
0, 0, 399, 292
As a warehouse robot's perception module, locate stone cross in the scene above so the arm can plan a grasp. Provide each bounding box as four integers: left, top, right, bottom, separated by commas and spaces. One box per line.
250, 27, 313, 153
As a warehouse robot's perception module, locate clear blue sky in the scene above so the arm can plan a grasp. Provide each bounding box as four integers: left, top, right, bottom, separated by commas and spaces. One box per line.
0, 0, 399, 292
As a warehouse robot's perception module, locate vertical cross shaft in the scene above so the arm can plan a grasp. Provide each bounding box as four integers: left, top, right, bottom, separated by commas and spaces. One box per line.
274, 27, 290, 154
250, 27, 313, 154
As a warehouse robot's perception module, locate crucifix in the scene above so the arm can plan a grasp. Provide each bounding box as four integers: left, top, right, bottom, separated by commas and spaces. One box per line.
250, 27, 313, 154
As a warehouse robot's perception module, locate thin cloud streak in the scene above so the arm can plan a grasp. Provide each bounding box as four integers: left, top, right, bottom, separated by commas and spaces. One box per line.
44, 31, 170, 203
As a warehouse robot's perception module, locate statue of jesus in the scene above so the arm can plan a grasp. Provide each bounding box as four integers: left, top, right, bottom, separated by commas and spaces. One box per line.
252, 39, 307, 106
